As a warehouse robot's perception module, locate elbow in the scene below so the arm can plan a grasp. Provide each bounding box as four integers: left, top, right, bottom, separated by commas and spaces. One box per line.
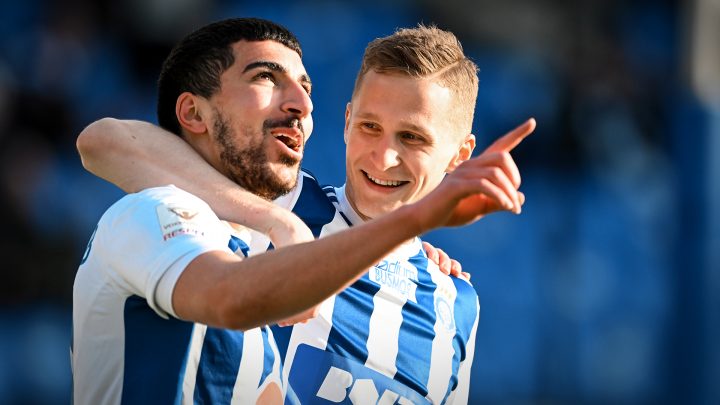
213, 290, 266, 332
216, 309, 260, 333
76, 117, 119, 173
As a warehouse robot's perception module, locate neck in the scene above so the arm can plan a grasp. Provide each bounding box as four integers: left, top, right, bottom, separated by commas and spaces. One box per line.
342, 183, 415, 246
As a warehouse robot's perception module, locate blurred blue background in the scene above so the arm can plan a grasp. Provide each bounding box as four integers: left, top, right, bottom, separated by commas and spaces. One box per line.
1, 0, 718, 403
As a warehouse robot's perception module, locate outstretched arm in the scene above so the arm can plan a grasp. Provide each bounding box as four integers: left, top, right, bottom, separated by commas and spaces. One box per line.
173, 119, 536, 330
77, 118, 313, 247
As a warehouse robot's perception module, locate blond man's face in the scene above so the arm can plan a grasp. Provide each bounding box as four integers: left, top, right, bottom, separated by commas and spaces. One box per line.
343, 70, 473, 219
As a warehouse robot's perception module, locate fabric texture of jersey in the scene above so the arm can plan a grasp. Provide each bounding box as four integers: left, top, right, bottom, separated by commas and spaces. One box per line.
71, 185, 283, 404
279, 183, 480, 404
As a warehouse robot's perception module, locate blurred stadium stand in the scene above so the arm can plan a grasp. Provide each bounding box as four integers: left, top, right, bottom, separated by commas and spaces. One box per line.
0, 0, 716, 403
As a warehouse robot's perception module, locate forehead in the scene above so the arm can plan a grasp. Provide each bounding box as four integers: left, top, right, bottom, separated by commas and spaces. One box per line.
230, 40, 307, 75
352, 71, 455, 133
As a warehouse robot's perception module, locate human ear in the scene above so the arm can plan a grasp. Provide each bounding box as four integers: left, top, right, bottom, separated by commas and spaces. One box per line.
343, 102, 352, 144
446, 133, 476, 172
176, 92, 209, 135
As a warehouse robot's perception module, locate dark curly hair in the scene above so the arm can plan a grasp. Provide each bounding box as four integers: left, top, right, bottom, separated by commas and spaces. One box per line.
157, 18, 302, 135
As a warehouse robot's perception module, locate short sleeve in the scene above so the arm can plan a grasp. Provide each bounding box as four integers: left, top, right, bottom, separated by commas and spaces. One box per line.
95, 186, 232, 318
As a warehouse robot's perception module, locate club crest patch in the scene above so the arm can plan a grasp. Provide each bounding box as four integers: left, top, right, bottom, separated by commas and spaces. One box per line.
434, 295, 456, 332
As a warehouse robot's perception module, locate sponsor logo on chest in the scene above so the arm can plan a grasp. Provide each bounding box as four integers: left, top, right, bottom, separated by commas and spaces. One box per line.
369, 259, 419, 303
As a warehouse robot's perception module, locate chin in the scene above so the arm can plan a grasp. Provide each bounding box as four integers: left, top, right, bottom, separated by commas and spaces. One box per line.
272, 165, 300, 181
359, 203, 400, 219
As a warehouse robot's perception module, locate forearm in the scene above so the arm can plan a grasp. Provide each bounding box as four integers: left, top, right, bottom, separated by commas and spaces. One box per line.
209, 204, 425, 329
77, 118, 309, 244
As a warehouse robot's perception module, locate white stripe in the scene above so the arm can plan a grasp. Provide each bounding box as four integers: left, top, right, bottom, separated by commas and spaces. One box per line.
181, 323, 207, 404
281, 211, 353, 399
282, 295, 336, 395
231, 328, 264, 404
72, 277, 128, 405
425, 263, 459, 402
364, 286, 406, 377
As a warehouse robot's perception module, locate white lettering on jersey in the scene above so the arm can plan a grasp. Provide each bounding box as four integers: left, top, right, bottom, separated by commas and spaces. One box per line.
316, 367, 353, 401
370, 259, 419, 303
315, 366, 414, 404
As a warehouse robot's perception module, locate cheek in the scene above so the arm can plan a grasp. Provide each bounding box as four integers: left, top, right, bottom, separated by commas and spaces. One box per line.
345, 134, 364, 161
415, 160, 448, 187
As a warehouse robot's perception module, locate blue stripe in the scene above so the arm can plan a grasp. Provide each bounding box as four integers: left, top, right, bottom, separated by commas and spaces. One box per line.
193, 327, 245, 403
292, 176, 337, 237
79, 225, 97, 265
394, 248, 435, 395
326, 275, 379, 364
337, 211, 353, 227
121, 296, 193, 404
444, 277, 479, 400
270, 324, 290, 362
319, 186, 352, 226
228, 235, 250, 257
259, 327, 276, 387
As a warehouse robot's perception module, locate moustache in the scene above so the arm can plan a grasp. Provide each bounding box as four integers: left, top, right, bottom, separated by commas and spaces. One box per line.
263, 117, 304, 135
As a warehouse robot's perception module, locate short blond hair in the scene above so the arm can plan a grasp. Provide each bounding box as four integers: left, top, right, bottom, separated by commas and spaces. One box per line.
352, 25, 479, 135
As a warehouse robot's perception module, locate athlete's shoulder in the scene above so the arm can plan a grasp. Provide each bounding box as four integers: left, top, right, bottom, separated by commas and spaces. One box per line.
321, 184, 339, 202
108, 185, 207, 213
414, 238, 478, 298
300, 168, 319, 182
452, 273, 478, 297
294, 170, 341, 233
98, 185, 218, 235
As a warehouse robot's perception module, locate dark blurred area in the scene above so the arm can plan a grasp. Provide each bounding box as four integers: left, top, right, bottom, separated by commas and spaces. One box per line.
0, 0, 717, 403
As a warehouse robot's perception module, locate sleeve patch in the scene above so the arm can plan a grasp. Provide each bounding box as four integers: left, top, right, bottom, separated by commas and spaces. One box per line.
156, 203, 206, 241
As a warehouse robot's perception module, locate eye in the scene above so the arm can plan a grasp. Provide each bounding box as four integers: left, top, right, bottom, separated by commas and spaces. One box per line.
360, 122, 379, 130
254, 71, 276, 83
400, 132, 425, 143
301, 83, 312, 96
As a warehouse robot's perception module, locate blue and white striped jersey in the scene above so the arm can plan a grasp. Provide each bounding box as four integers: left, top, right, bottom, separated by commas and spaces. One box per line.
71, 185, 284, 404
276, 180, 480, 404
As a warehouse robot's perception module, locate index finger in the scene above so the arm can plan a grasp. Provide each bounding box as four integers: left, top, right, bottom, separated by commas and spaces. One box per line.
485, 118, 536, 154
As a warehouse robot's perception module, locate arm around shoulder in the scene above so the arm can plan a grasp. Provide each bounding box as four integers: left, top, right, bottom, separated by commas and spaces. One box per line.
77, 118, 168, 193
76, 118, 314, 246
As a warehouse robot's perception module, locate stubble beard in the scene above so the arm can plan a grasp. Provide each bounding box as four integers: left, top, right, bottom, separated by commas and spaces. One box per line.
213, 110, 300, 201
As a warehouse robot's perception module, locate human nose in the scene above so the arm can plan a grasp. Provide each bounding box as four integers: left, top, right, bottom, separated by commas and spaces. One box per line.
371, 136, 401, 170
281, 81, 313, 118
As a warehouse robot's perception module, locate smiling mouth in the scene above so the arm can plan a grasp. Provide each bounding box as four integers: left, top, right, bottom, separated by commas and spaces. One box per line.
362, 171, 409, 188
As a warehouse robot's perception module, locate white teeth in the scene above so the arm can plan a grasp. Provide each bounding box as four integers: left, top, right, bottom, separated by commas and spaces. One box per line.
366, 173, 403, 187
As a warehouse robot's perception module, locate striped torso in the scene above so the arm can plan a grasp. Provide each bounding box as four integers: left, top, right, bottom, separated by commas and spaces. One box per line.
71, 185, 284, 404
275, 180, 480, 404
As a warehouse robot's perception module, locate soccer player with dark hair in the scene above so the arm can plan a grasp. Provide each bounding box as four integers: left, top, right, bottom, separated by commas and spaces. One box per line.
75, 18, 533, 403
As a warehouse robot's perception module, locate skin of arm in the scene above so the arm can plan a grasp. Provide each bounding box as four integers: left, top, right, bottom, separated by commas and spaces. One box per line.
77, 118, 313, 247
172, 146, 522, 331
80, 117, 534, 330
77, 118, 518, 278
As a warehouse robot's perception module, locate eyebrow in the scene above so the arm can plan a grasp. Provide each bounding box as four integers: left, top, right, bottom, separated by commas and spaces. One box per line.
243, 60, 312, 88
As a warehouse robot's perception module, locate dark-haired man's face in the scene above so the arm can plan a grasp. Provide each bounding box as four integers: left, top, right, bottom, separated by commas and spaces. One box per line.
208, 40, 313, 200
